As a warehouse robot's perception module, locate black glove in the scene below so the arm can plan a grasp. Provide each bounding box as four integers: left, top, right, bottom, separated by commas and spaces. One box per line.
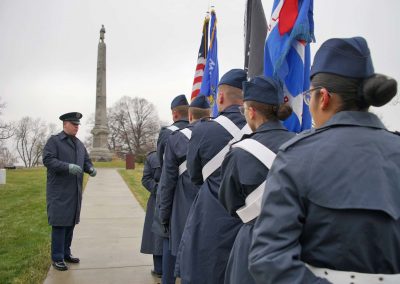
161, 220, 169, 234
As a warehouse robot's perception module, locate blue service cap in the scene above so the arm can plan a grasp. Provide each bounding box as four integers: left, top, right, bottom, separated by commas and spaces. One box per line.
310, 36, 375, 79
218, 69, 247, 89
59, 112, 82, 125
243, 76, 283, 105
190, 95, 210, 109
170, 94, 189, 109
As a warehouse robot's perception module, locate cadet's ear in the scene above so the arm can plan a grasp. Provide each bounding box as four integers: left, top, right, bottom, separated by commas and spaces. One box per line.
320, 88, 331, 110
217, 89, 225, 106
248, 106, 256, 120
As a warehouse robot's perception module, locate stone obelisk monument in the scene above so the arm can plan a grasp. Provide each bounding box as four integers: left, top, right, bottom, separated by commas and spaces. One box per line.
90, 25, 112, 161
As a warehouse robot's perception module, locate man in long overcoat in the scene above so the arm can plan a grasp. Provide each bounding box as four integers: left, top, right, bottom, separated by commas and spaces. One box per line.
43, 112, 97, 271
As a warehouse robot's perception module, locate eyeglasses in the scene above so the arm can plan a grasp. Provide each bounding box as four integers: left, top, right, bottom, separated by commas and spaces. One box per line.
302, 87, 324, 105
239, 106, 247, 116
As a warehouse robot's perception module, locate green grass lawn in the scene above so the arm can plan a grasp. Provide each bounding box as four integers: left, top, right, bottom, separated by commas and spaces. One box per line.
118, 164, 150, 210
0, 160, 143, 284
0, 168, 50, 284
94, 159, 126, 168
0, 168, 90, 284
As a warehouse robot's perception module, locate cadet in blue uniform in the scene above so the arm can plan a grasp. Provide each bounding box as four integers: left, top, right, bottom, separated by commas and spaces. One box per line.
153, 94, 189, 284
159, 96, 211, 282
219, 76, 295, 284
156, 95, 190, 168
175, 69, 251, 284
249, 37, 400, 284
43, 112, 97, 271
140, 151, 163, 278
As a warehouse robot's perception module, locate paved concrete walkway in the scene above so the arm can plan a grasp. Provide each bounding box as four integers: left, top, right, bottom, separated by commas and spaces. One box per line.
44, 168, 160, 284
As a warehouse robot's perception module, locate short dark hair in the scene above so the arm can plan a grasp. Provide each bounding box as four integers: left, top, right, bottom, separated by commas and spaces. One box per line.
219, 85, 243, 103
189, 107, 210, 120
173, 105, 189, 118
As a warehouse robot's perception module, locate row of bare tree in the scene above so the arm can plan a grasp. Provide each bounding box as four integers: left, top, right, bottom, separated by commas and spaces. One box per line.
0, 96, 160, 167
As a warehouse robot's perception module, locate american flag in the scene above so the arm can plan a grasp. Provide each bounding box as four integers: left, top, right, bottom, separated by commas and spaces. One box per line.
191, 16, 209, 101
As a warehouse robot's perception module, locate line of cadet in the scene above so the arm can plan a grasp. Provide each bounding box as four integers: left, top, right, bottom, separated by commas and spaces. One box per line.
140, 36, 400, 284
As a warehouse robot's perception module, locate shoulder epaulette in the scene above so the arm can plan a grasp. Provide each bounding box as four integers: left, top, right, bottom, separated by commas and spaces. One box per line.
147, 150, 156, 156
279, 128, 325, 151
393, 131, 400, 136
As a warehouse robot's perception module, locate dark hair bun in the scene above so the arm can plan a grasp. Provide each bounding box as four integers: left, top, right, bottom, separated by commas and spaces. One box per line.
277, 103, 293, 121
363, 74, 397, 107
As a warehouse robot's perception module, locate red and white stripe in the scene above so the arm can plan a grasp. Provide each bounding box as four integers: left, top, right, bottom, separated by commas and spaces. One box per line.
191, 57, 207, 100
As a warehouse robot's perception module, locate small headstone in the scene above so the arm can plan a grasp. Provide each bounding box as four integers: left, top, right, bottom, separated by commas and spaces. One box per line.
0, 169, 6, 184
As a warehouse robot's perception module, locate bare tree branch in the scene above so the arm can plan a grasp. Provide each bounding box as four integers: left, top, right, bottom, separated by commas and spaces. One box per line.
14, 117, 52, 167
107, 96, 160, 158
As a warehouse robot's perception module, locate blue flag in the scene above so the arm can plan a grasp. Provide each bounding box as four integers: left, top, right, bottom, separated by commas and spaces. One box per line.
199, 10, 219, 117
264, 0, 314, 132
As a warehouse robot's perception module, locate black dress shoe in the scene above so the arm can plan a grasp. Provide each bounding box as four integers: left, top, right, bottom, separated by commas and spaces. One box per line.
52, 261, 68, 271
64, 255, 80, 263
151, 269, 162, 278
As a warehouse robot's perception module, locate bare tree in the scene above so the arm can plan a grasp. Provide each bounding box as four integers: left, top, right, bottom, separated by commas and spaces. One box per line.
0, 143, 18, 168
108, 96, 160, 158
14, 117, 50, 167
0, 98, 14, 140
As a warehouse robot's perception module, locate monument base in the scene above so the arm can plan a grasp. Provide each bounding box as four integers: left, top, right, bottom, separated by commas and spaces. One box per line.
90, 148, 113, 162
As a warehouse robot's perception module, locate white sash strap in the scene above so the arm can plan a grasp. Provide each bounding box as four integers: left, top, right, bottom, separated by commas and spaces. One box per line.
167, 125, 179, 132
177, 128, 192, 176
232, 139, 276, 169
307, 264, 400, 284
180, 128, 192, 140
201, 116, 252, 181
162, 125, 180, 161
179, 161, 187, 176
232, 139, 276, 223
202, 144, 230, 181
214, 115, 245, 141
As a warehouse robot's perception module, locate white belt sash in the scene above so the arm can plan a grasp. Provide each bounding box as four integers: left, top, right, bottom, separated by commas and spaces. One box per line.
307, 264, 400, 284
232, 139, 276, 223
167, 125, 179, 132
201, 115, 252, 181
178, 128, 192, 176
163, 125, 180, 161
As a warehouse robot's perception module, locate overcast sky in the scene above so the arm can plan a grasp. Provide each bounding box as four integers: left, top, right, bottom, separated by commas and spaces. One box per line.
0, 0, 399, 141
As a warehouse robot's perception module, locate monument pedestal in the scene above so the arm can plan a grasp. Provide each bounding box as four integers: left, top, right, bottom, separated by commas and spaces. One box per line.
91, 126, 112, 162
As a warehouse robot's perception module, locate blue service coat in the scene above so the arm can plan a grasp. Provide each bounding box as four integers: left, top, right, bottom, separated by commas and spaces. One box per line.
176, 105, 247, 284
153, 120, 189, 237
159, 123, 200, 256
249, 111, 400, 284
140, 151, 163, 256
43, 131, 93, 226
219, 121, 295, 284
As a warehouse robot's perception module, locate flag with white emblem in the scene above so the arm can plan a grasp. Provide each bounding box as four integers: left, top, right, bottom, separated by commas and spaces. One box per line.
264, 0, 314, 132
